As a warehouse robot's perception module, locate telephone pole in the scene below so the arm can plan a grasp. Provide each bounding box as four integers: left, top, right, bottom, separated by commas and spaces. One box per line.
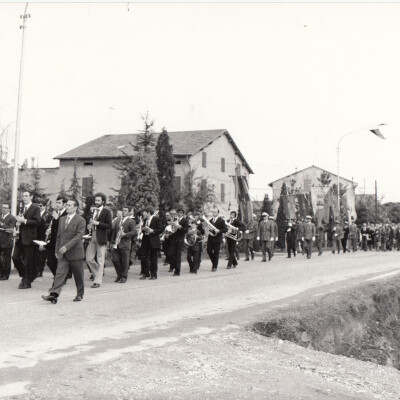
375, 180, 378, 222
11, 3, 30, 216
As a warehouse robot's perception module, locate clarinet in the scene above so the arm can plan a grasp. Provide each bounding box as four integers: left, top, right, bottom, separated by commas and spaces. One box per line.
14, 201, 24, 240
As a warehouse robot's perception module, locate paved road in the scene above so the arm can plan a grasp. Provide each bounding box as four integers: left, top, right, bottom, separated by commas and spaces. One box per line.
1, 250, 400, 399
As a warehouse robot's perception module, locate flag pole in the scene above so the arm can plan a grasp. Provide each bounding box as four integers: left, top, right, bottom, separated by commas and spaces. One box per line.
11, 3, 30, 216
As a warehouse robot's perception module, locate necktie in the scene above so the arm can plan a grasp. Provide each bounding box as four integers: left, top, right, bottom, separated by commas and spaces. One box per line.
65, 216, 71, 228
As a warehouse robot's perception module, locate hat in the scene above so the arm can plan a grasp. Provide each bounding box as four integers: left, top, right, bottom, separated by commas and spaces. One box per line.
335, 220, 340, 224
252, 214, 257, 218
344, 221, 349, 225
262, 212, 268, 216
269, 215, 274, 220
305, 215, 312, 219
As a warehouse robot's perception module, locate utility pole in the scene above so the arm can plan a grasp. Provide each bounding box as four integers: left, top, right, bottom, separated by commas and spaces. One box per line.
11, 3, 30, 216
375, 180, 378, 223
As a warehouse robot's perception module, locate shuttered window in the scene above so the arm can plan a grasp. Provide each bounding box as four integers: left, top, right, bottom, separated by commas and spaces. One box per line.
221, 158, 225, 172
82, 177, 93, 199
221, 183, 225, 202
174, 176, 182, 192
202, 152, 207, 168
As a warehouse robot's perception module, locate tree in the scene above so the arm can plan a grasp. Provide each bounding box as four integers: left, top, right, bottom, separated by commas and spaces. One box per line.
317, 171, 332, 187
31, 167, 46, 203
384, 202, 400, 223
261, 194, 275, 216
134, 112, 156, 153
181, 169, 216, 212
276, 182, 289, 248
156, 128, 176, 212
68, 162, 82, 202
116, 151, 160, 211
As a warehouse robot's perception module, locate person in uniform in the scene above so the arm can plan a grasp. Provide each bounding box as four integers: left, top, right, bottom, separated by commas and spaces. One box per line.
302, 215, 316, 259
315, 220, 326, 256
167, 206, 188, 276
226, 211, 245, 269
331, 220, 343, 254
349, 220, 359, 252
243, 214, 258, 261
111, 205, 136, 283
186, 219, 204, 274
258, 212, 274, 262
341, 221, 350, 253
285, 220, 297, 258
360, 223, 369, 251
206, 209, 227, 271
0, 204, 16, 280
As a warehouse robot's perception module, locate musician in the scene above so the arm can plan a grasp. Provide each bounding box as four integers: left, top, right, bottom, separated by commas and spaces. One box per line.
140, 206, 163, 280
162, 211, 172, 267
285, 220, 297, 258
167, 206, 188, 276
257, 212, 275, 262
331, 220, 343, 254
86, 192, 112, 288
243, 214, 258, 261
12, 191, 41, 289
35, 200, 51, 278
46, 195, 68, 277
186, 219, 204, 274
302, 215, 316, 259
0, 204, 16, 280
226, 211, 245, 269
111, 206, 136, 283
206, 209, 227, 271
360, 223, 369, 251
41, 198, 86, 304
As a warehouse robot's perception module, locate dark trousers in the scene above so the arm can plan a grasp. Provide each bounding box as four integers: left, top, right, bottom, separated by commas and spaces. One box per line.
187, 247, 200, 273
47, 247, 58, 276
168, 240, 183, 275
207, 241, 221, 269
362, 236, 368, 251
0, 247, 13, 278
50, 257, 84, 298
243, 239, 254, 260
304, 239, 313, 258
227, 238, 237, 267
341, 237, 348, 253
261, 241, 272, 261
112, 247, 131, 280
36, 248, 47, 274
286, 240, 296, 257
140, 242, 158, 278
316, 237, 323, 255
12, 242, 35, 285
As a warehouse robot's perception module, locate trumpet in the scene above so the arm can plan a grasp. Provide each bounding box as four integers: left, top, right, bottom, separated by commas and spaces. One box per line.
200, 215, 219, 237
160, 217, 179, 241
224, 220, 243, 242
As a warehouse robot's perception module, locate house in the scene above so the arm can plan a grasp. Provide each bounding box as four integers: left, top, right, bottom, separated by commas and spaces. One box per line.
25, 129, 253, 217
268, 165, 358, 222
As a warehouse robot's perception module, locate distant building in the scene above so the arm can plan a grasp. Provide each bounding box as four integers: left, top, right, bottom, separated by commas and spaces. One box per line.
20, 130, 254, 216
268, 165, 358, 222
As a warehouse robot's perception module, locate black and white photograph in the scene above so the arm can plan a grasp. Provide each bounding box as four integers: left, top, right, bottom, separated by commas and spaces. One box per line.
1, 2, 400, 399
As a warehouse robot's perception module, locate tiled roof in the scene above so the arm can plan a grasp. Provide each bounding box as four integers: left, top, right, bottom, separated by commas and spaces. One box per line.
55, 129, 254, 173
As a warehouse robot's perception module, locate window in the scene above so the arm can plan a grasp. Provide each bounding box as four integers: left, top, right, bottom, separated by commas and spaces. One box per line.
202, 152, 207, 168
221, 183, 225, 202
174, 176, 182, 192
221, 158, 225, 172
83, 162, 93, 166
82, 177, 93, 199
175, 160, 182, 165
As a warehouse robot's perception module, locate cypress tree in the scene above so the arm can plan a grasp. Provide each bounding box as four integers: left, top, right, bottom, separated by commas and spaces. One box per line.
276, 183, 288, 248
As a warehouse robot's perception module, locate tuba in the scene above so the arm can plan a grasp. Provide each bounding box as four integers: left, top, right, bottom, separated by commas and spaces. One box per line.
224, 220, 243, 242
184, 227, 203, 247
200, 215, 218, 237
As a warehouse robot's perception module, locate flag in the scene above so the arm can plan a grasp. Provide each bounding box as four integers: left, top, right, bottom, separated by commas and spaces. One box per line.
370, 128, 386, 139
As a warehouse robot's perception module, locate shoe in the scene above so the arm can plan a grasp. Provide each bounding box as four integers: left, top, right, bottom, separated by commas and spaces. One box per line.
140, 275, 149, 280
244, 258, 249, 261
173, 273, 180, 276
262, 259, 267, 262
37, 272, 43, 278
114, 277, 121, 282
307, 256, 311, 259
232, 265, 237, 268
91, 283, 100, 288
0, 276, 8, 280
149, 276, 157, 280
73, 296, 83, 302
89, 274, 94, 281
119, 278, 127, 283
227, 266, 231, 269
211, 268, 217, 272
19, 282, 31, 289
168, 268, 174, 272
42, 294, 57, 304
251, 255, 254, 260
286, 256, 291, 258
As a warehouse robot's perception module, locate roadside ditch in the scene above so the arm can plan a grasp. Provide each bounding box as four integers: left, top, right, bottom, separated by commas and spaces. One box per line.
252, 276, 400, 370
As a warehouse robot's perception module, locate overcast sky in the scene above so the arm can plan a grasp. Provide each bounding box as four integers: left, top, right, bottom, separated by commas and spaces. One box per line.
0, 2, 399, 202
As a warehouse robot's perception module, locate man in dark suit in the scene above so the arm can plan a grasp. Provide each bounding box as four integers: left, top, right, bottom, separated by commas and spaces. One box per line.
206, 209, 227, 271
35, 200, 51, 278
140, 206, 163, 280
41, 198, 86, 304
86, 192, 112, 288
0, 204, 16, 280
226, 211, 245, 269
46, 195, 68, 276
111, 206, 136, 283
12, 191, 41, 289
302, 215, 316, 259
167, 206, 188, 276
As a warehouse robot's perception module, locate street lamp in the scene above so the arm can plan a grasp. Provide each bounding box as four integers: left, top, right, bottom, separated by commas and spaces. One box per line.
336, 123, 387, 220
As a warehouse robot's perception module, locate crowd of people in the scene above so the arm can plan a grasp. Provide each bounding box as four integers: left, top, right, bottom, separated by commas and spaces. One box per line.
0, 190, 399, 304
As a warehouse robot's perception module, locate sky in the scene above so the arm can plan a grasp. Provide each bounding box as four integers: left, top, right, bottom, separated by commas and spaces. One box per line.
0, 2, 399, 202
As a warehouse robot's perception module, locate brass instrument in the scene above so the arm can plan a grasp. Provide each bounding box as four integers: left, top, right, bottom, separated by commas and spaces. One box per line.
14, 201, 24, 240
141, 210, 159, 236
200, 215, 219, 237
224, 220, 243, 242
184, 227, 203, 247
113, 223, 124, 249
160, 217, 178, 242
44, 217, 54, 245
85, 207, 96, 240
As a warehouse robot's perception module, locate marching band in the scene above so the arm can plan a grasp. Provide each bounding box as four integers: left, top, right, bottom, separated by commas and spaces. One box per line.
0, 190, 399, 304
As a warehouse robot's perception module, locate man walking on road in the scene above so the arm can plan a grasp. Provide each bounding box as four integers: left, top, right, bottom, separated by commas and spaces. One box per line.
302, 215, 316, 259
41, 199, 86, 304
